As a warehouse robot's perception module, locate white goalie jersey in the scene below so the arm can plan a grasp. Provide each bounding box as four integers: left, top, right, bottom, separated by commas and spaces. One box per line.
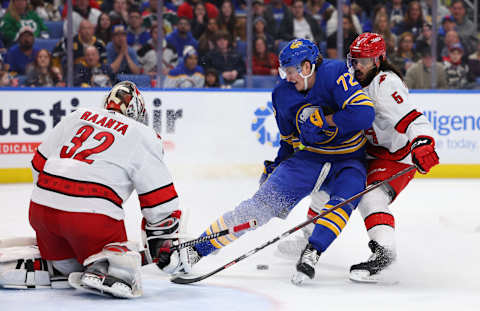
363, 70, 435, 164
30, 107, 178, 223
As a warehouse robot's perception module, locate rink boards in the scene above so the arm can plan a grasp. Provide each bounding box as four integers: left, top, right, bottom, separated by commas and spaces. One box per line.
0, 88, 479, 182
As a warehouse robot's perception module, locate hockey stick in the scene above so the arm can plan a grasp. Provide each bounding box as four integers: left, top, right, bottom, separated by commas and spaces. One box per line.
171, 165, 417, 284
141, 219, 258, 266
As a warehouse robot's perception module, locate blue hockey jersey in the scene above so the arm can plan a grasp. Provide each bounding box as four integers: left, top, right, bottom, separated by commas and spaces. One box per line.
271, 58, 375, 162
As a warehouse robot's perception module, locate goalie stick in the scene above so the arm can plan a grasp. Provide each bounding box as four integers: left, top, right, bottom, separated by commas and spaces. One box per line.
140, 219, 257, 266
171, 165, 417, 284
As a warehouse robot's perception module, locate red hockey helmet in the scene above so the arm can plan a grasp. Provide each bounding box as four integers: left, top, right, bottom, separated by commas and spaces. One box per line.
349, 32, 386, 59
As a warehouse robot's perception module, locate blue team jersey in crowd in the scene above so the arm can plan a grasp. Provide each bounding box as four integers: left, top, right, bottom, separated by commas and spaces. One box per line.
272, 58, 374, 161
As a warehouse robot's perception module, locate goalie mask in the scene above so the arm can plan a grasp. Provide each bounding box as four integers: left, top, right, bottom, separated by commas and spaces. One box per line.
104, 81, 147, 123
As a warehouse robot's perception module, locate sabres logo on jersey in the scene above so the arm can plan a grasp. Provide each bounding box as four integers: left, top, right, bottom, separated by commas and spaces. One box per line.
290, 41, 303, 49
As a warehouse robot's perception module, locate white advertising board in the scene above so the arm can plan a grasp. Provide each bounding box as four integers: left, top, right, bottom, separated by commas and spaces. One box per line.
1, 89, 479, 177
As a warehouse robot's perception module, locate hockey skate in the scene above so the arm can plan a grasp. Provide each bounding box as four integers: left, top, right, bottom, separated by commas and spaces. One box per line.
291, 243, 320, 286
68, 262, 141, 299
349, 240, 396, 284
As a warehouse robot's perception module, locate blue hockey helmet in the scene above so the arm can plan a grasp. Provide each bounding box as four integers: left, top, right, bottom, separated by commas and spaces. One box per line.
279, 38, 319, 79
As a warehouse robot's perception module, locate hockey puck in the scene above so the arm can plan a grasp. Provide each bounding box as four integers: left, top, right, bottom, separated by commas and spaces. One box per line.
256, 264, 269, 270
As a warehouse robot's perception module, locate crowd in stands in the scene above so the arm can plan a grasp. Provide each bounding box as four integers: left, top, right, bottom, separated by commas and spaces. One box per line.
0, 0, 479, 89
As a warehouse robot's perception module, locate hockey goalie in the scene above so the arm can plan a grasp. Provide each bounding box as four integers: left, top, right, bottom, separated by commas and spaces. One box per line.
0, 81, 192, 298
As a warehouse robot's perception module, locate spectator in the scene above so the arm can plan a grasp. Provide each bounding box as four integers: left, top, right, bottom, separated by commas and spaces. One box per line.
305, 0, 333, 30
0, 70, 18, 87
277, 0, 322, 43
204, 67, 220, 87
197, 17, 219, 58
361, 3, 388, 33
392, 1, 424, 39
106, 24, 141, 75
326, 0, 362, 38
109, 0, 129, 27
265, 0, 290, 34
52, 19, 107, 70
164, 46, 205, 88
142, 0, 178, 33
326, 16, 358, 59
252, 0, 277, 39
138, 23, 178, 75
386, 0, 406, 29
95, 13, 113, 45
373, 12, 396, 55
253, 16, 275, 52
0, 0, 48, 47
439, 30, 463, 61
415, 22, 433, 55
177, 0, 218, 21
467, 41, 480, 80
218, 0, 237, 43
443, 43, 474, 89
202, 31, 245, 87
166, 17, 198, 58
25, 49, 64, 87
30, 0, 61, 21
421, 0, 449, 24
405, 44, 447, 89
126, 6, 150, 51
438, 15, 456, 38
449, 0, 477, 54
74, 45, 115, 87
5, 26, 39, 75
252, 37, 279, 75
191, 2, 207, 40
63, 0, 102, 36
391, 32, 418, 76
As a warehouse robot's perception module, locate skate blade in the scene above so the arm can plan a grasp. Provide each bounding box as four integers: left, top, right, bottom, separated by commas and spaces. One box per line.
68, 272, 135, 298
349, 270, 399, 285
290, 272, 308, 286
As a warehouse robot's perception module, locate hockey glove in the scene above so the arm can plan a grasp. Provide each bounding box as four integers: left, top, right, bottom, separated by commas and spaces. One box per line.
298, 107, 338, 146
141, 211, 192, 275
259, 160, 277, 185
410, 136, 439, 174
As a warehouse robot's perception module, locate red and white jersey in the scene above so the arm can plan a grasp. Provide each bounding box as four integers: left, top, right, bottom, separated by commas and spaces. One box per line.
363, 70, 435, 164
30, 107, 178, 223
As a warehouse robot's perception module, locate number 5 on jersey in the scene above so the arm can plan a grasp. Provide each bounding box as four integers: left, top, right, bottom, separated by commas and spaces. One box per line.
60, 125, 115, 164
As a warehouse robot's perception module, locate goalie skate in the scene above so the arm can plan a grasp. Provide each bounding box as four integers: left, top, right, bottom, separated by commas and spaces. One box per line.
68, 271, 139, 299
349, 240, 397, 284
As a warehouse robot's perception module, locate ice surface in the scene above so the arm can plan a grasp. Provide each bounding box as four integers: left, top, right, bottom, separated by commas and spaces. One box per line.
1, 177, 480, 311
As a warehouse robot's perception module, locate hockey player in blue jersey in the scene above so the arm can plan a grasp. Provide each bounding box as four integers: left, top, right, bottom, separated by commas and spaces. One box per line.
183, 38, 375, 285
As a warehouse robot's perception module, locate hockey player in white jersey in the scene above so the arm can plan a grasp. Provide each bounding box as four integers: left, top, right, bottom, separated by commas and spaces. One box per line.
277, 33, 439, 282
0, 81, 191, 298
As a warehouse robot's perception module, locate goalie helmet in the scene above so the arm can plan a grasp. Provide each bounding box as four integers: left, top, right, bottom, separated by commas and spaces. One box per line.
104, 81, 146, 123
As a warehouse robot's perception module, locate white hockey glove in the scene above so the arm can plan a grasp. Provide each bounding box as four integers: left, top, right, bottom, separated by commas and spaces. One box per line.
141, 211, 192, 275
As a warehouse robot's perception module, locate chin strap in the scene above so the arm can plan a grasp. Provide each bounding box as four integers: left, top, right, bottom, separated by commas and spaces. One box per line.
300, 64, 316, 91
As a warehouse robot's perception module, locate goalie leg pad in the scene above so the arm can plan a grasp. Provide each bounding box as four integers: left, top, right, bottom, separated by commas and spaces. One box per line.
0, 245, 77, 289
72, 241, 142, 298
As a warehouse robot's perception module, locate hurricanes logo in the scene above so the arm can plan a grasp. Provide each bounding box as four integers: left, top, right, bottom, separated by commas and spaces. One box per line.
251, 101, 280, 147
290, 41, 303, 49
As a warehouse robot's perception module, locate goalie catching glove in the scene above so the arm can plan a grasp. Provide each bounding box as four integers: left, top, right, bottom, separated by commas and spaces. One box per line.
298, 106, 338, 146
142, 210, 192, 274
410, 136, 439, 174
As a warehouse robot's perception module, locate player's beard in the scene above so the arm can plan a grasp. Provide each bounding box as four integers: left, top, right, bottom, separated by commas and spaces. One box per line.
355, 67, 378, 87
